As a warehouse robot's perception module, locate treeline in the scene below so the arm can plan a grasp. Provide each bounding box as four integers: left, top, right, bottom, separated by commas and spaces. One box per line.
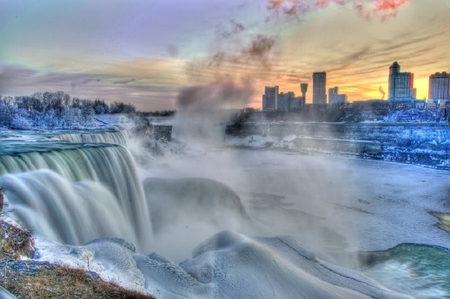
0, 91, 136, 129
138, 110, 176, 117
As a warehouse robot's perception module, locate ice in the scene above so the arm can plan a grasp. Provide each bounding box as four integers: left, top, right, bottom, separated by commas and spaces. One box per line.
179, 231, 412, 298
34, 231, 413, 299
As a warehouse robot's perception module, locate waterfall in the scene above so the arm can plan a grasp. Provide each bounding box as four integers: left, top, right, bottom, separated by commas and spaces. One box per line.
0, 144, 152, 250
0, 170, 139, 246
55, 129, 129, 147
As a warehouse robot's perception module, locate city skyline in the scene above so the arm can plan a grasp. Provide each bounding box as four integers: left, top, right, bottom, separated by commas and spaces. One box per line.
1, 0, 450, 111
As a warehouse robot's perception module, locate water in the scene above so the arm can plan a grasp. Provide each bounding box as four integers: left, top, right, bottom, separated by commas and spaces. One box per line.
360, 244, 450, 298
0, 134, 152, 250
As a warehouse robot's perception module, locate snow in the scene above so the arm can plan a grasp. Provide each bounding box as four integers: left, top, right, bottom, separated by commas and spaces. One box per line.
147, 148, 450, 253
34, 237, 149, 295
34, 231, 412, 299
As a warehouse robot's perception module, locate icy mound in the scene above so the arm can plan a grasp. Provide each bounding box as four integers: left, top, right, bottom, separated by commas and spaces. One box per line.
179, 231, 412, 299
143, 177, 251, 233
35, 231, 413, 299
35, 237, 148, 294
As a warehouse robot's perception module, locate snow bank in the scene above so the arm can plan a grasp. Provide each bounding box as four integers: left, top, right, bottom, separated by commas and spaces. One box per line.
34, 231, 412, 299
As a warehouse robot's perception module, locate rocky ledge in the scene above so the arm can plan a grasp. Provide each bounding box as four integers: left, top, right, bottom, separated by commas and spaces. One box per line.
0, 215, 155, 299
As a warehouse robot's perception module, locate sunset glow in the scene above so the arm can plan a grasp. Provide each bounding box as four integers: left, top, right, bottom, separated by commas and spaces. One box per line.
1, 0, 449, 110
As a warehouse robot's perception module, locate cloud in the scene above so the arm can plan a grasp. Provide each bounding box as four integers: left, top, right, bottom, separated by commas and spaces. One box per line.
71, 78, 101, 91
112, 79, 137, 85
266, 0, 410, 20
167, 45, 179, 57
216, 19, 246, 39
0, 64, 178, 111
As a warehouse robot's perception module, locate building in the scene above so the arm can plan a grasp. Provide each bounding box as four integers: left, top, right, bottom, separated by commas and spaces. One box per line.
262, 86, 279, 111
300, 83, 308, 106
313, 72, 327, 105
278, 92, 295, 111
328, 86, 348, 106
262, 86, 304, 111
388, 61, 415, 101
429, 72, 450, 100
328, 87, 338, 103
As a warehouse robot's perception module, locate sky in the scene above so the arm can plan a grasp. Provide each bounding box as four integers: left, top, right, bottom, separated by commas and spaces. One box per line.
0, 0, 449, 111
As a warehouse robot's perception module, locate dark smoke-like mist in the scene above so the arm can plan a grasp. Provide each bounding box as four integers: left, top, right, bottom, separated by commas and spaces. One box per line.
185, 33, 278, 85
173, 80, 255, 143
177, 80, 254, 111
379, 86, 386, 99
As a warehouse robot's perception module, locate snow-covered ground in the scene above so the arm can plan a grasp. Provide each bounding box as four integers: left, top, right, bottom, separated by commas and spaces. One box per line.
147, 148, 450, 253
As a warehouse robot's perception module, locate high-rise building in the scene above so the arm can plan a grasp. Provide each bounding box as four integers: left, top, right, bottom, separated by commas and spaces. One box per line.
328, 86, 347, 105
313, 72, 327, 105
429, 72, 450, 100
262, 86, 279, 111
388, 62, 414, 101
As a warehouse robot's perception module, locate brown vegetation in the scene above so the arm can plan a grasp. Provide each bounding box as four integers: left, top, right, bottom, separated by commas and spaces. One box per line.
1, 261, 156, 299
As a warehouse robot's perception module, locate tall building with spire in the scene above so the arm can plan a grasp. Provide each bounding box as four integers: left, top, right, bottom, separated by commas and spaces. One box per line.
388, 62, 415, 101
300, 83, 308, 106
313, 72, 327, 105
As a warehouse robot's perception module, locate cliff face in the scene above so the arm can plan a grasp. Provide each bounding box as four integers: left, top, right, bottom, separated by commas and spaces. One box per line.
225, 122, 450, 169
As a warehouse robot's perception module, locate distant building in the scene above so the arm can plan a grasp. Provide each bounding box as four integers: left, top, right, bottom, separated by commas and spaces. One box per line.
262, 86, 279, 111
388, 61, 415, 101
429, 72, 450, 100
278, 92, 295, 111
328, 86, 347, 106
313, 72, 327, 105
300, 83, 308, 106
290, 96, 303, 110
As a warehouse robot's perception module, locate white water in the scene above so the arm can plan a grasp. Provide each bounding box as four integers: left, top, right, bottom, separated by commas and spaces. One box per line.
56, 130, 129, 147
0, 143, 152, 250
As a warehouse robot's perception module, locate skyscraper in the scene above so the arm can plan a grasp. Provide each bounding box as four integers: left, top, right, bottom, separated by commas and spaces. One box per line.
262, 86, 279, 111
429, 72, 450, 100
388, 62, 414, 101
313, 72, 327, 105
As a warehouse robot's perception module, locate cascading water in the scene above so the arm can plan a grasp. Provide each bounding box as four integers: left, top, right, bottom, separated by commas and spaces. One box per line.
0, 143, 152, 250
0, 170, 139, 246
56, 130, 129, 147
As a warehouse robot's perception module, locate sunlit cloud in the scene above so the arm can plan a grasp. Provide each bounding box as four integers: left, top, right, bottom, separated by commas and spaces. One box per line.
0, 0, 449, 109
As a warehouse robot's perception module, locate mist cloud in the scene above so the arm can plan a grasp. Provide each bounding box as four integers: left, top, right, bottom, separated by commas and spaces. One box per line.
177, 80, 255, 111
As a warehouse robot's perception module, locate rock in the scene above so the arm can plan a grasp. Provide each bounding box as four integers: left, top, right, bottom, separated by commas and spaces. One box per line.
0, 187, 4, 212
0, 215, 35, 260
